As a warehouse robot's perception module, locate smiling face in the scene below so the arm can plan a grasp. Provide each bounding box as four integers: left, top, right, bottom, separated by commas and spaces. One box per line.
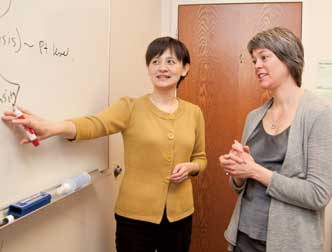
148, 48, 189, 91
251, 48, 291, 90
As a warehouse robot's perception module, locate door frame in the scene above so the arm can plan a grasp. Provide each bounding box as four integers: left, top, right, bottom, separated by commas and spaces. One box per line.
161, 0, 303, 37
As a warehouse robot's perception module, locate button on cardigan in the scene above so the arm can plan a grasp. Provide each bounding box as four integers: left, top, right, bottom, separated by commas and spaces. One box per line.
70, 95, 207, 223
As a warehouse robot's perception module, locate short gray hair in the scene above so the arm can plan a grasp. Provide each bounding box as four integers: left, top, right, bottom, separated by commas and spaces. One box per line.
247, 27, 304, 87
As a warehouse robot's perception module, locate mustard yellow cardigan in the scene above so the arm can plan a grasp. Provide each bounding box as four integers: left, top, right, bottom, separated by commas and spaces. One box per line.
71, 95, 207, 223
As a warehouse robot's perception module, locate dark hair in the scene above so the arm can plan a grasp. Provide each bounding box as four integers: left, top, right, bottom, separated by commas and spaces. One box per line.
247, 27, 304, 87
145, 36, 190, 88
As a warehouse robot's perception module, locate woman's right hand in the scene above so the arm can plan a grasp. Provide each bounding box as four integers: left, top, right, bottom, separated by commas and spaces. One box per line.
219, 140, 246, 171
1, 106, 76, 144
219, 140, 249, 187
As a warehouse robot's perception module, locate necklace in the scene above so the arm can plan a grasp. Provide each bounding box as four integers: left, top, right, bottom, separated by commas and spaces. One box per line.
271, 114, 277, 129
269, 108, 281, 130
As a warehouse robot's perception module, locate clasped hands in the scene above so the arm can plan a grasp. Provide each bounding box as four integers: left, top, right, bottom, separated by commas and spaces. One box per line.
219, 140, 256, 181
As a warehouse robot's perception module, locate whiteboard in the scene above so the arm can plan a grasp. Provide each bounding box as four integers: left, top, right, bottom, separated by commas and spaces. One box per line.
0, 0, 110, 207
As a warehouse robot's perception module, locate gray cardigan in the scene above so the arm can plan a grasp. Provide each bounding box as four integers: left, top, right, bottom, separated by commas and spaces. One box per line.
224, 91, 332, 252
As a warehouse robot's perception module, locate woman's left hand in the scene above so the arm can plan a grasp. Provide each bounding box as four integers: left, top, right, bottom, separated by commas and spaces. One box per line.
169, 162, 198, 183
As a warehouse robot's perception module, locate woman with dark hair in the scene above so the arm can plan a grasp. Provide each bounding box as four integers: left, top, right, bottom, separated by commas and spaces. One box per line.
2, 37, 207, 252
220, 27, 332, 252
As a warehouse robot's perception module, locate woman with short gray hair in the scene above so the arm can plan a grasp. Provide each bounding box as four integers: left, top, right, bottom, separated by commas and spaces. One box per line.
220, 27, 332, 252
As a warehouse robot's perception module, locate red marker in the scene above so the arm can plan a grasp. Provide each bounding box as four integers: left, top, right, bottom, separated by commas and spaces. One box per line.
13, 106, 40, 147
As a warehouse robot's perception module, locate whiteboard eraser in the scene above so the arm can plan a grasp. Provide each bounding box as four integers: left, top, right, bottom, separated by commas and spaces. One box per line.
8, 192, 51, 218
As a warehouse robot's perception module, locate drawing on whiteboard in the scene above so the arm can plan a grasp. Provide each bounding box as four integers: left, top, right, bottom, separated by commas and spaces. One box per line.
0, 73, 20, 106
0, 27, 70, 57
0, 2, 69, 57
0, 0, 11, 19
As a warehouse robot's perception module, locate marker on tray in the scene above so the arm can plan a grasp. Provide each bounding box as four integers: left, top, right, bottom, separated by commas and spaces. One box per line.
0, 215, 15, 227
13, 106, 40, 147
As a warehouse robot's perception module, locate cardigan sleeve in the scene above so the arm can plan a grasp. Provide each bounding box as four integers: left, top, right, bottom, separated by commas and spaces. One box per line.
229, 177, 247, 193
266, 106, 332, 210
190, 106, 207, 174
70, 97, 134, 140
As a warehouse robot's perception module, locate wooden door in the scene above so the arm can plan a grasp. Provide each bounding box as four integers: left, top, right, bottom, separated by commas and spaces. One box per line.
178, 3, 302, 251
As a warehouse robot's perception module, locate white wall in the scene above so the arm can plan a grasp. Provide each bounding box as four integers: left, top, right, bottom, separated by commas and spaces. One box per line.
161, 1, 332, 251
108, 0, 162, 250
0, 1, 161, 251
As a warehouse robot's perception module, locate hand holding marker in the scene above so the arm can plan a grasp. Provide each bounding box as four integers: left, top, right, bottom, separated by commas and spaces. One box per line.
12, 106, 40, 147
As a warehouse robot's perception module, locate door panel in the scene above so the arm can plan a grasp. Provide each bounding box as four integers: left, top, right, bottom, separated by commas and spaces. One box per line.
178, 3, 302, 251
